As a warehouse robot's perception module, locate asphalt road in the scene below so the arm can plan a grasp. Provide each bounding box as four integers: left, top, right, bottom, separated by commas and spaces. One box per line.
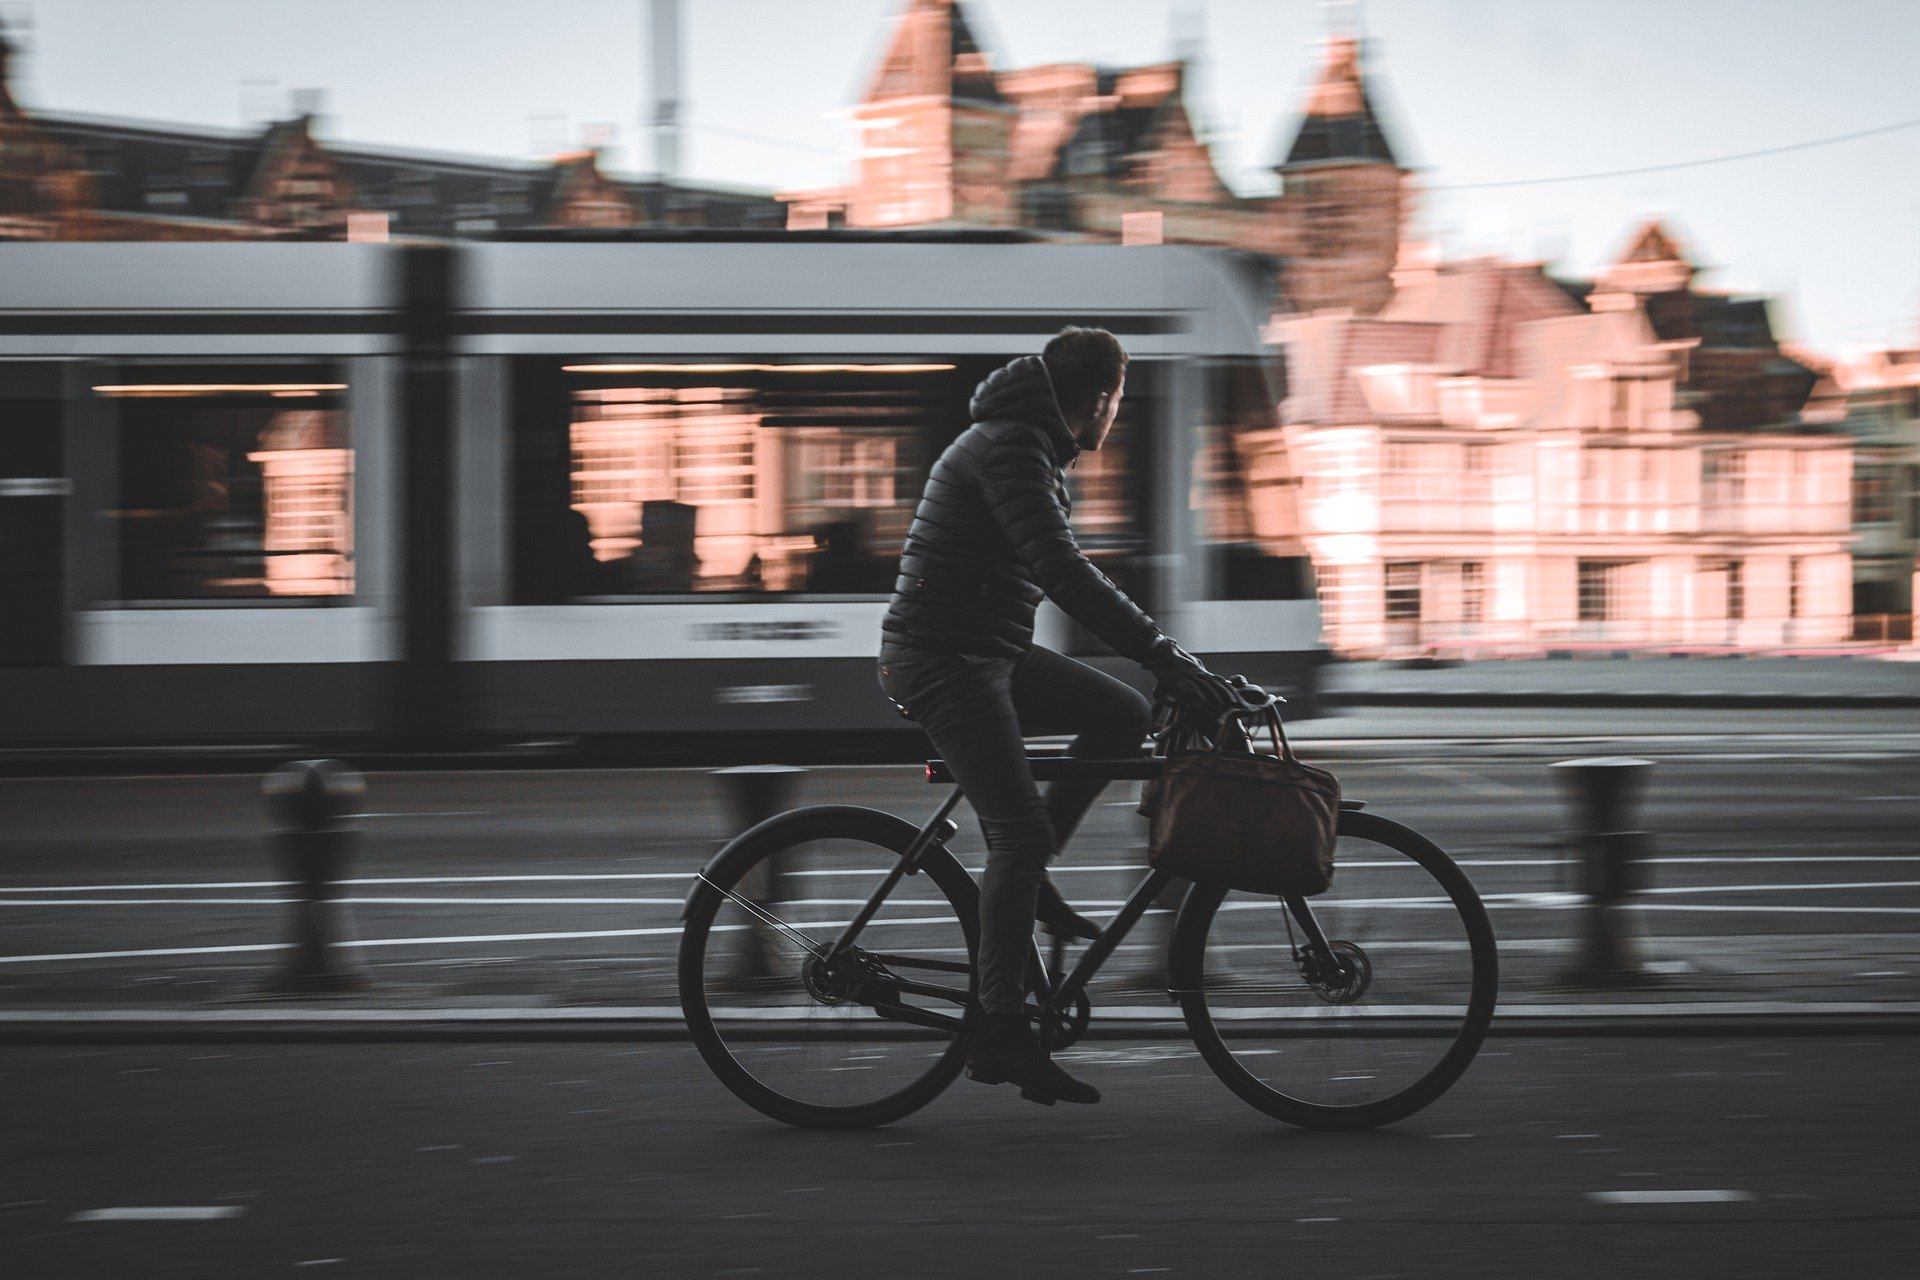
4, 1036, 1914, 1279
1, 726, 1917, 1010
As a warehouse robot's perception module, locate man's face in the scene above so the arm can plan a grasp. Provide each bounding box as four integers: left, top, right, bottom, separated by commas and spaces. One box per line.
1076, 369, 1126, 451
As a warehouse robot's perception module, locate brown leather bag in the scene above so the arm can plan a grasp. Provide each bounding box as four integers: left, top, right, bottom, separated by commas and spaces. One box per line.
1146, 706, 1340, 897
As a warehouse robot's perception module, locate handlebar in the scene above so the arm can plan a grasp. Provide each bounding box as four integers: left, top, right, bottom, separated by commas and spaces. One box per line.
1149, 673, 1284, 737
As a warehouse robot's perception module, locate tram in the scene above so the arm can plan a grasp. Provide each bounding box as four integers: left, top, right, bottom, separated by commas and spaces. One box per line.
0, 234, 1323, 748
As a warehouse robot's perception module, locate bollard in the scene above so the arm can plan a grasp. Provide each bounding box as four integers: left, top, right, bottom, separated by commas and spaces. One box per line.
711, 765, 806, 981
1550, 756, 1655, 986
262, 759, 369, 994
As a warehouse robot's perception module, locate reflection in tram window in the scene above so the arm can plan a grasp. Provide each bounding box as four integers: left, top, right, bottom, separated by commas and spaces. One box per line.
1064, 363, 1155, 610
98, 369, 352, 600
1195, 358, 1312, 599
522, 360, 979, 598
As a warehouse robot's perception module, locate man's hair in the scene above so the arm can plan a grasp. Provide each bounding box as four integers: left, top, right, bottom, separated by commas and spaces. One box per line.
1042, 326, 1129, 417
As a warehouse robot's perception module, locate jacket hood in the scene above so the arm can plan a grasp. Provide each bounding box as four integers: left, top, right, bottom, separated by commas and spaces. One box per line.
969, 355, 1080, 464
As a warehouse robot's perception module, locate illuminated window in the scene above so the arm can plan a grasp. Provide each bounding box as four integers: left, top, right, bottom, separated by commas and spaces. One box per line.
96, 365, 352, 601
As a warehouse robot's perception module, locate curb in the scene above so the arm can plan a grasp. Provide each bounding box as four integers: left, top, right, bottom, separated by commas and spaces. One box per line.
5, 1003, 1918, 1044
1329, 692, 1920, 710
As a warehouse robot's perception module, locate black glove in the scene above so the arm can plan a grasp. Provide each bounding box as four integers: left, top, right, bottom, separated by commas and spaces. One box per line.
1144, 640, 1240, 718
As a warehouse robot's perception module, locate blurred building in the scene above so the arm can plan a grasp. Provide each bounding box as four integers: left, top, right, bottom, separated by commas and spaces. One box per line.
0, 28, 781, 242
1798, 345, 1920, 643
1275, 222, 1856, 657
779, 0, 1408, 316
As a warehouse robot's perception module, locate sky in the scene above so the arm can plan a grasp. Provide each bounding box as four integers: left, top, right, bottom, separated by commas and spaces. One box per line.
15, 0, 1920, 354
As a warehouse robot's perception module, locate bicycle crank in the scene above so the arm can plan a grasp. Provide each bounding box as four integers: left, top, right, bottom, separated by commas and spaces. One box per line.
1039, 987, 1094, 1050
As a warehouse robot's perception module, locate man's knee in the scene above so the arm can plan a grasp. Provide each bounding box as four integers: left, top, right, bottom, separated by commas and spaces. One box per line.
978, 808, 1056, 870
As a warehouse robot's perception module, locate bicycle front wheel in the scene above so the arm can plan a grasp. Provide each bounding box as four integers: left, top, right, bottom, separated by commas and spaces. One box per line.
1172, 809, 1498, 1129
678, 805, 978, 1129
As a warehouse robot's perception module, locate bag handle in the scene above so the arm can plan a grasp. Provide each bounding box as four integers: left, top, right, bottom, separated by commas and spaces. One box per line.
1217, 703, 1298, 765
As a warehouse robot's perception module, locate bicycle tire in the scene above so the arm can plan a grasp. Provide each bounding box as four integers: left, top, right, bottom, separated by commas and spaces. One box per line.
679, 805, 979, 1129
1170, 809, 1498, 1130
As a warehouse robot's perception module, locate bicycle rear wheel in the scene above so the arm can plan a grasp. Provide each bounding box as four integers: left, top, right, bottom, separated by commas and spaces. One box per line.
679, 806, 978, 1129
1172, 809, 1498, 1129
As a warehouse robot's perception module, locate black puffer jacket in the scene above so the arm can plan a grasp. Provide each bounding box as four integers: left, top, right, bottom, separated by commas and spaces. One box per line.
881, 355, 1166, 662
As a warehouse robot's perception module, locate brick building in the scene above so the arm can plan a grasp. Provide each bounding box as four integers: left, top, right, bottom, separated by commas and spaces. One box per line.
0, 26, 782, 242
780, 0, 1409, 315
1274, 224, 1856, 656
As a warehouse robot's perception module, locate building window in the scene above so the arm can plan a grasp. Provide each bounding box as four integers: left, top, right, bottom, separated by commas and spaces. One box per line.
1703, 450, 1746, 506
1316, 564, 1344, 633
1578, 559, 1643, 623
1460, 560, 1485, 625
97, 364, 353, 601
1788, 556, 1802, 619
1727, 558, 1745, 621
1853, 463, 1894, 524
1385, 562, 1422, 620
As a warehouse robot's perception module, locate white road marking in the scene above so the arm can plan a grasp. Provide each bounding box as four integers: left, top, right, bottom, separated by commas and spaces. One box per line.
69, 1206, 245, 1222
1587, 1190, 1753, 1205
0, 915, 975, 966
4, 854, 1918, 897
7, 876, 1915, 910
358, 811, 486, 819
1411, 765, 1527, 798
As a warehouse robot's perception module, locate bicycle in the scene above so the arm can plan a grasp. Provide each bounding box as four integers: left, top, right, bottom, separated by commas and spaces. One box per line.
678, 690, 1499, 1131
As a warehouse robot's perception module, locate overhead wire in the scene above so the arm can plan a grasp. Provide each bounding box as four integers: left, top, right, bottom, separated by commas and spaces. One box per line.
1426, 115, 1920, 191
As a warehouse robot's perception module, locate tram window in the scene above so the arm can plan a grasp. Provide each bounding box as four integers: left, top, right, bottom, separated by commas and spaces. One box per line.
515, 358, 984, 599
1065, 362, 1156, 610
1196, 358, 1311, 599
97, 364, 352, 601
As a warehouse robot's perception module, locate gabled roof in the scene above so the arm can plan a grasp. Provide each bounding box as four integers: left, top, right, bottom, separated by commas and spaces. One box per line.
1277, 35, 1398, 170
1380, 258, 1585, 378
867, 0, 1004, 106
1616, 218, 1691, 267
1278, 313, 1443, 424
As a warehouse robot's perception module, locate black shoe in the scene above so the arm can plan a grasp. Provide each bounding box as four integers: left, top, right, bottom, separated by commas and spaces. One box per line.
1034, 878, 1101, 941
965, 1011, 1101, 1106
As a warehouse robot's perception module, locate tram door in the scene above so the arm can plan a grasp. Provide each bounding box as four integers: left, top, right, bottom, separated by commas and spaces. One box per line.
0, 363, 66, 666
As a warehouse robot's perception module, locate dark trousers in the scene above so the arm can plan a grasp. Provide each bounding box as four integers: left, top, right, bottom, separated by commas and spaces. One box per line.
878, 642, 1151, 1015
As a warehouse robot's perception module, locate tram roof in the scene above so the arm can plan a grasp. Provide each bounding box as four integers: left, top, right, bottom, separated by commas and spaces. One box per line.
0, 239, 1281, 359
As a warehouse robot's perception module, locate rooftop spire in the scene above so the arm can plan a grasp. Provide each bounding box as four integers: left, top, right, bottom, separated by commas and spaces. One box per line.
866, 0, 1003, 106
1277, 30, 1398, 170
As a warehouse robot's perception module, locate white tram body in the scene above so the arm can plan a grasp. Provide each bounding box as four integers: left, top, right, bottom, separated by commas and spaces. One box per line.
0, 237, 1323, 746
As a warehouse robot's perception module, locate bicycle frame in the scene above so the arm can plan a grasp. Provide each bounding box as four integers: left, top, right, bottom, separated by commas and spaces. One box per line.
811, 757, 1350, 1039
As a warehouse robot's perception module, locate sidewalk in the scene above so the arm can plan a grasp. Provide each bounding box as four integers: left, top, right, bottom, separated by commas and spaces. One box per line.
1327, 655, 1920, 708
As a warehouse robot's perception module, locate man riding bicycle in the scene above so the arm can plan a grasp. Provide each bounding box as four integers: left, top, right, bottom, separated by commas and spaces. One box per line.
878, 327, 1246, 1106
